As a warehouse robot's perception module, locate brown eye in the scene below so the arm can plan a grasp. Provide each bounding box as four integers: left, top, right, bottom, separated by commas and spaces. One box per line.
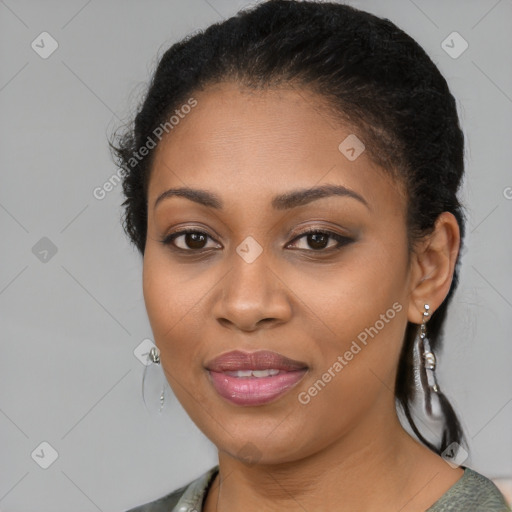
181, 232, 207, 250
305, 232, 330, 250
160, 230, 220, 252
288, 229, 353, 252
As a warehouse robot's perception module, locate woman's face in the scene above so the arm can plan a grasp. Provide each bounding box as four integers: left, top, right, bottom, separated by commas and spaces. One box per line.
143, 82, 414, 464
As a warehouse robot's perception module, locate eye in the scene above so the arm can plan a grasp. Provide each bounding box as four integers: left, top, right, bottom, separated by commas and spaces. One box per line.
287, 228, 353, 251
160, 227, 353, 254
160, 229, 220, 252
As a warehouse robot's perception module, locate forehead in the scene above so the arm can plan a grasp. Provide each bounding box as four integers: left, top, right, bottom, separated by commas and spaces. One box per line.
147, 82, 404, 216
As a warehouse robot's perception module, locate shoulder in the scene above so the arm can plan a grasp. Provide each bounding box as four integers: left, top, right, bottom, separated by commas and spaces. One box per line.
125, 465, 219, 512
427, 467, 511, 512
124, 484, 187, 512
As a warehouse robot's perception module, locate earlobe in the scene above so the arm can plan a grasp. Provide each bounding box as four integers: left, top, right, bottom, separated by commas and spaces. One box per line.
407, 212, 461, 324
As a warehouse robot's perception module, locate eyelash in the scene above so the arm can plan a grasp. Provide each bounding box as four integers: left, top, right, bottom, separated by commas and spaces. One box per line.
159, 227, 353, 254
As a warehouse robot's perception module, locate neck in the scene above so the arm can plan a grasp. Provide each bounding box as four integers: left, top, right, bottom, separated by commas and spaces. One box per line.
204, 400, 458, 512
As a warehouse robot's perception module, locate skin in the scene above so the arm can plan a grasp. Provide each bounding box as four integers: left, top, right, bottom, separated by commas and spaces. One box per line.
142, 82, 463, 512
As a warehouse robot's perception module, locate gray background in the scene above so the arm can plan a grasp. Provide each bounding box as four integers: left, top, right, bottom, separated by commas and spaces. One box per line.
1, 0, 511, 510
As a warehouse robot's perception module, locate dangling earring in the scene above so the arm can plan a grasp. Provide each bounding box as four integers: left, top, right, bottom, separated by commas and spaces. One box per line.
142, 346, 172, 416
412, 304, 444, 426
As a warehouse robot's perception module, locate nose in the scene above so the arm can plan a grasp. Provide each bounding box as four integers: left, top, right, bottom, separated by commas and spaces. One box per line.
212, 245, 292, 332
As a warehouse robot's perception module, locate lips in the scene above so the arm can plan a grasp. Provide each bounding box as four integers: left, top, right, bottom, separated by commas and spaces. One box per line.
205, 350, 308, 372
205, 350, 308, 406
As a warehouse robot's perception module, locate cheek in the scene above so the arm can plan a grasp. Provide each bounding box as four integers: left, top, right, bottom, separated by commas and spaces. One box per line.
143, 245, 204, 325
290, 236, 408, 336
288, 235, 409, 395
142, 257, 211, 412
142, 252, 173, 335
142, 250, 203, 362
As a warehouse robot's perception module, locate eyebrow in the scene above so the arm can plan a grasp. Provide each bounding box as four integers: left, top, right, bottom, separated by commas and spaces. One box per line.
153, 183, 369, 211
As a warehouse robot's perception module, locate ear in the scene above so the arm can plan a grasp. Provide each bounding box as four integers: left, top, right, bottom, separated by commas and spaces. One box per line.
407, 212, 461, 324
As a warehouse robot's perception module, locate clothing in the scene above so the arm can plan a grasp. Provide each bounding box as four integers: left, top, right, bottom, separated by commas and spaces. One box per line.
125, 465, 511, 512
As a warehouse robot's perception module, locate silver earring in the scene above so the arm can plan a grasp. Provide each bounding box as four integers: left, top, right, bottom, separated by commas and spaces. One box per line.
412, 304, 443, 427
142, 346, 172, 415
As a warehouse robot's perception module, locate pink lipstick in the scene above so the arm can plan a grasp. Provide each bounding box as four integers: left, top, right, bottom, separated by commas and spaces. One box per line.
205, 350, 308, 406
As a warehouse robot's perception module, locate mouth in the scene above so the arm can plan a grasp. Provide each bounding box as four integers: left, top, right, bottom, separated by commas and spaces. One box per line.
205, 350, 309, 406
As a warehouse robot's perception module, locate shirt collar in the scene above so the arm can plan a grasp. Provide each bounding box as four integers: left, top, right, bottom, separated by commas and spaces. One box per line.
172, 465, 219, 512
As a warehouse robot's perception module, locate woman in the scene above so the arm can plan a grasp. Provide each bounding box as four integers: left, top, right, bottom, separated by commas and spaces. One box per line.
113, 1, 511, 510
